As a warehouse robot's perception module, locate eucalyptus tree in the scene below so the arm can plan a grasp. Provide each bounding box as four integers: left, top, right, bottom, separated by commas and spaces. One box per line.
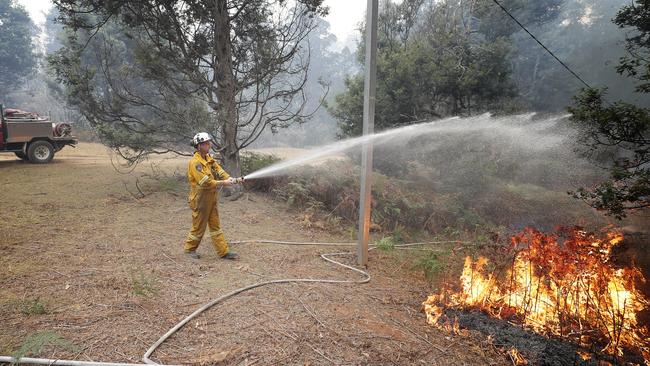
331, 0, 521, 137
0, 0, 37, 103
49, 0, 327, 174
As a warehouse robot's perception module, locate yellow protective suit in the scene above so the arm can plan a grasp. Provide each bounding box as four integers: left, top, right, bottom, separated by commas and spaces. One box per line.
183, 151, 231, 257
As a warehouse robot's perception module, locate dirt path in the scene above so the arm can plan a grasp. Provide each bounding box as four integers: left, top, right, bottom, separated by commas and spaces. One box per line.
0, 143, 507, 365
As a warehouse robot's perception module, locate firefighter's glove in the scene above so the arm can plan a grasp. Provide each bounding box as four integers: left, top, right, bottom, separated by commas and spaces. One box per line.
218, 178, 233, 187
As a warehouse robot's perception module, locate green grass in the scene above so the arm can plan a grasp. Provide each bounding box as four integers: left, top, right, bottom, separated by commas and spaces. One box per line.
20, 298, 46, 315
375, 236, 396, 251
131, 272, 158, 297
11, 331, 79, 361
414, 252, 446, 280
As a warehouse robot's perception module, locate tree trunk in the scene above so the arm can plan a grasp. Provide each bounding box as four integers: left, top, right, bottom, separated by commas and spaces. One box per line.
214, 0, 241, 178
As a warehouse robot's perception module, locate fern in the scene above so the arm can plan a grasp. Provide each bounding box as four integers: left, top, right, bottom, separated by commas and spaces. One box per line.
12, 331, 79, 361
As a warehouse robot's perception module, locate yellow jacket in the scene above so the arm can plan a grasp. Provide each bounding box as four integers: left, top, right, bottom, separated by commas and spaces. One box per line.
187, 152, 230, 208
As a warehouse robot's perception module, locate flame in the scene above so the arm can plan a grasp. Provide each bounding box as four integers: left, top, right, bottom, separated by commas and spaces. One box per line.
424, 227, 649, 362
508, 347, 528, 365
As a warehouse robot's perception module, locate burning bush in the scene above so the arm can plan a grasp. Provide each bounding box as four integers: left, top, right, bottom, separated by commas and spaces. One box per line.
423, 227, 649, 362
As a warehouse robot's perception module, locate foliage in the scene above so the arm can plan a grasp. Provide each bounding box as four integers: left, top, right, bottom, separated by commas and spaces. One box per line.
11, 331, 79, 361
19, 298, 46, 315
414, 251, 446, 280
330, 0, 643, 119
375, 236, 396, 251
473, 0, 564, 41
509, 0, 647, 111
330, 0, 520, 137
5, 7, 86, 128
131, 272, 158, 297
240, 151, 282, 191
273, 181, 325, 212
391, 225, 407, 243
140, 164, 186, 195
252, 19, 358, 148
258, 149, 598, 237
614, 0, 650, 94
241, 152, 281, 177
0, 0, 38, 102
568, 0, 650, 218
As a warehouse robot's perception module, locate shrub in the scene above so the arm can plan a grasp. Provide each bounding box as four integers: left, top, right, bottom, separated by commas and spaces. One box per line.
244, 146, 606, 236
375, 236, 396, 251
240, 152, 283, 192
20, 298, 46, 315
414, 252, 446, 280
240, 151, 281, 175
131, 272, 158, 297
263, 163, 511, 235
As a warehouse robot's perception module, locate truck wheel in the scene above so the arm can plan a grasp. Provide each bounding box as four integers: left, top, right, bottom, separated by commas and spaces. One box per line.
14, 151, 29, 161
27, 141, 55, 164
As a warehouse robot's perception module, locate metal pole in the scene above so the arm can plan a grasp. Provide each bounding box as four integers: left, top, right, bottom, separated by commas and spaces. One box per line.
357, 0, 378, 267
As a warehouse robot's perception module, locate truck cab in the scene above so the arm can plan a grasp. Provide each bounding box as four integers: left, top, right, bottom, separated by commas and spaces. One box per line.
0, 104, 78, 163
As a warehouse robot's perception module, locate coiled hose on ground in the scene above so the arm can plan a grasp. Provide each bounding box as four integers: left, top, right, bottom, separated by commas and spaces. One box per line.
1, 239, 462, 366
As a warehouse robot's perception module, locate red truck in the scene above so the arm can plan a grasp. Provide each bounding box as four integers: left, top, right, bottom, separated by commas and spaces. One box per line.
0, 105, 77, 163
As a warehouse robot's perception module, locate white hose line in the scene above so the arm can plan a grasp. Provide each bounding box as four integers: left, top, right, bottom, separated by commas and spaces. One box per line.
142, 252, 370, 364
0, 356, 170, 366
230, 239, 356, 246
143, 239, 467, 364
231, 239, 466, 247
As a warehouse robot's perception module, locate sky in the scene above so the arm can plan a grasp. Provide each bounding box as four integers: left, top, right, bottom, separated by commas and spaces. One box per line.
16, 0, 367, 49
16, 0, 52, 25
323, 0, 367, 49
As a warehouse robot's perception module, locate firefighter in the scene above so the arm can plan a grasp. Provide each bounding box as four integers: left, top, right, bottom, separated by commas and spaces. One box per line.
183, 132, 241, 260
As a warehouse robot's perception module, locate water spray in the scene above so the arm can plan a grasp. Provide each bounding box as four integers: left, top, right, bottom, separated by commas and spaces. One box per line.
240, 113, 571, 181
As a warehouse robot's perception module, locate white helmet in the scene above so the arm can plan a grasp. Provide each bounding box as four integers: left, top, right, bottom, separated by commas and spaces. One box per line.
192, 132, 212, 147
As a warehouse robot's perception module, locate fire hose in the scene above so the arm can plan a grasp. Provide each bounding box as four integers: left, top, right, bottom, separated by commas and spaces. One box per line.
1, 238, 462, 366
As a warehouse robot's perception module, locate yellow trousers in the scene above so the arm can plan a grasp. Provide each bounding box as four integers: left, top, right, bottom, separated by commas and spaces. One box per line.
183, 189, 229, 257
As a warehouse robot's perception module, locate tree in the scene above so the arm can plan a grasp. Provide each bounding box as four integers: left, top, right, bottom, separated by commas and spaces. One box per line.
7, 8, 85, 126
569, 0, 650, 218
253, 18, 358, 147
330, 0, 518, 137
49, 0, 327, 175
473, 0, 563, 42
0, 0, 38, 103
508, 0, 645, 112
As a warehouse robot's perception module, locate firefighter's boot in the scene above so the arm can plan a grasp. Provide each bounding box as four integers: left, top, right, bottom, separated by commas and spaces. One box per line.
185, 251, 200, 260
222, 252, 239, 260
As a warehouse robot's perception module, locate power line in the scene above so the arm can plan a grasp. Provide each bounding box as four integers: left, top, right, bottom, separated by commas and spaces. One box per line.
491, 0, 592, 89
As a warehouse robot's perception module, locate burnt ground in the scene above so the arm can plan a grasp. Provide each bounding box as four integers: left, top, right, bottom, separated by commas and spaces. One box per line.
0, 143, 511, 366
438, 309, 646, 366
